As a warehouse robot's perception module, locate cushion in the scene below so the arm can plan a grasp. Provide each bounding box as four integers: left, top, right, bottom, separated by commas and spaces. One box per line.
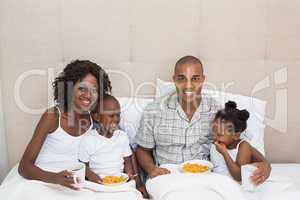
117, 97, 153, 148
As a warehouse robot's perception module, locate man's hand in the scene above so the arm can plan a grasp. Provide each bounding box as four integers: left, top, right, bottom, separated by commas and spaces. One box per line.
214, 141, 228, 155
149, 166, 170, 178
251, 162, 271, 185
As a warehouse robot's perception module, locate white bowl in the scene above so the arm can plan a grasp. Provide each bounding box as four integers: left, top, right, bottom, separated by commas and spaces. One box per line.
100, 173, 129, 186
180, 159, 214, 173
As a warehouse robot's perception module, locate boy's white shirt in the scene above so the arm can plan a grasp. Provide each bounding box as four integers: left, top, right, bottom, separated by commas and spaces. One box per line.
78, 129, 132, 176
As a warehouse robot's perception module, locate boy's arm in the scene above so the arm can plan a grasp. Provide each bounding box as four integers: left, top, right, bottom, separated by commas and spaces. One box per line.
82, 162, 102, 183
124, 156, 134, 177
125, 153, 150, 198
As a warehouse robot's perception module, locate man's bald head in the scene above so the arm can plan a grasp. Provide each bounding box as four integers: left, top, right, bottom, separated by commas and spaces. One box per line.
174, 55, 203, 74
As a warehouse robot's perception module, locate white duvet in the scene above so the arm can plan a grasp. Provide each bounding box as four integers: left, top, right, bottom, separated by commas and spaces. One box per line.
145, 164, 300, 200
1, 164, 300, 200
0, 165, 143, 200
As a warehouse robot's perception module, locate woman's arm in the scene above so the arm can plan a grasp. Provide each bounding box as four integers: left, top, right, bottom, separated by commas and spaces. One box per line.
18, 108, 76, 189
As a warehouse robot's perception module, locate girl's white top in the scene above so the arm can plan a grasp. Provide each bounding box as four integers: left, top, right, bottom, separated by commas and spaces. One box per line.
210, 140, 245, 177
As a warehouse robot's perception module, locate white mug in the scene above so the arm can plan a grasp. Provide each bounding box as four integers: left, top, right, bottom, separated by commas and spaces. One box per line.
68, 163, 86, 188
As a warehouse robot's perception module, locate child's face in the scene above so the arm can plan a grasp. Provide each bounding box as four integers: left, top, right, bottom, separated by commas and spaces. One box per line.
212, 119, 240, 146
95, 99, 121, 133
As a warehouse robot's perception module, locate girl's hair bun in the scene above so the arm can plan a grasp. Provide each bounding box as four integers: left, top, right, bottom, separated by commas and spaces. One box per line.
225, 101, 237, 111
238, 109, 250, 121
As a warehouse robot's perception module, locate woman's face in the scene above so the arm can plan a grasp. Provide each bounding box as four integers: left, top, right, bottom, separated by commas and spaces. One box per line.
72, 74, 98, 112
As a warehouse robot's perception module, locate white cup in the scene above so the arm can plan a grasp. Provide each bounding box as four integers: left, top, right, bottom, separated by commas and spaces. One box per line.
241, 164, 257, 192
68, 163, 86, 188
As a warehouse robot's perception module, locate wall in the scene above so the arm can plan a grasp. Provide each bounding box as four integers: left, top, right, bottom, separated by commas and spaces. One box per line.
0, 0, 299, 171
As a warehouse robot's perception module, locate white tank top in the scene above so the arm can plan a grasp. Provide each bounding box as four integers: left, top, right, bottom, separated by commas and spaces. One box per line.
35, 107, 93, 172
210, 140, 245, 177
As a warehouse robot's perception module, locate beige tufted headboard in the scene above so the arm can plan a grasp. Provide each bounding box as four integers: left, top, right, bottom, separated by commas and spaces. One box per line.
0, 0, 299, 170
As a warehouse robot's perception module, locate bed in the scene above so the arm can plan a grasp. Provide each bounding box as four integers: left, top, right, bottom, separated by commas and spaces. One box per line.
145, 163, 300, 200
1, 163, 299, 200
1, 88, 299, 200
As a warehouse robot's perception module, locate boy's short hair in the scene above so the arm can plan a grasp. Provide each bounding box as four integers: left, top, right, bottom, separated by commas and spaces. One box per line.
92, 94, 119, 114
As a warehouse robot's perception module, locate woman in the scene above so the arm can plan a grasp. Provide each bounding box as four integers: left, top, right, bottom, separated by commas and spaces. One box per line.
18, 60, 111, 189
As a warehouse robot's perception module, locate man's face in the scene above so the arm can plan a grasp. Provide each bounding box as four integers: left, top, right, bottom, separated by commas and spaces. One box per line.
173, 63, 205, 104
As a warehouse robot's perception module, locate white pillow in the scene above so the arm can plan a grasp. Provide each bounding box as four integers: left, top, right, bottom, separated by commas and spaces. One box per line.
117, 97, 153, 148
155, 79, 266, 155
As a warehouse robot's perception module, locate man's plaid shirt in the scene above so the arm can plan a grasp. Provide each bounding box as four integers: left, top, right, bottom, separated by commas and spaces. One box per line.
136, 92, 221, 165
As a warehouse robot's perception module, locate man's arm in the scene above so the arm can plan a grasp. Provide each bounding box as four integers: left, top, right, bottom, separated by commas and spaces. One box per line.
250, 146, 272, 185
135, 146, 156, 175
136, 146, 170, 178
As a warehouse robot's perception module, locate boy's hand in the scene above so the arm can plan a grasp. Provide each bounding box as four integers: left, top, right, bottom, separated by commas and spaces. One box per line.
214, 141, 228, 155
87, 173, 103, 184
137, 185, 150, 199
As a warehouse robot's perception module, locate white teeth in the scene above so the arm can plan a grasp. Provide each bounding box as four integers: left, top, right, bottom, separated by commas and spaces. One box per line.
184, 91, 194, 96
81, 100, 90, 105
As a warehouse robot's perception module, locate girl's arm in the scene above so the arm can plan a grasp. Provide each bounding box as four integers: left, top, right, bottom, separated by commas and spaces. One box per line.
18, 108, 76, 189
215, 141, 252, 181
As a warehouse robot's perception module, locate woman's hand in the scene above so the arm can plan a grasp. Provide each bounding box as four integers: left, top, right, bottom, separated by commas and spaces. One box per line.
251, 162, 271, 185
49, 170, 79, 190
214, 141, 228, 155
149, 166, 170, 178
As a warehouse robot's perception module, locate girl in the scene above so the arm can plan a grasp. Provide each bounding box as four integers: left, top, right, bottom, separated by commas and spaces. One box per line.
210, 101, 269, 182
18, 60, 111, 190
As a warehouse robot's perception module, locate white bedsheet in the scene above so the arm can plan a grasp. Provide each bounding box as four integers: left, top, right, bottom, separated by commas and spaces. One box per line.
146, 164, 300, 200
0, 165, 143, 200
1, 164, 300, 200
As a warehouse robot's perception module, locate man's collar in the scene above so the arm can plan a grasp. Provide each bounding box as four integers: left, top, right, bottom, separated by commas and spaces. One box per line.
166, 92, 211, 113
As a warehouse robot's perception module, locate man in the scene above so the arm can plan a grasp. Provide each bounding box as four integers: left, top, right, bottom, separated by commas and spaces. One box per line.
136, 56, 271, 185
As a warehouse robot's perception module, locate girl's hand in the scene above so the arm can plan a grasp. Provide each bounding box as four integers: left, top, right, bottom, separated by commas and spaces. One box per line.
214, 141, 228, 155
50, 170, 79, 190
